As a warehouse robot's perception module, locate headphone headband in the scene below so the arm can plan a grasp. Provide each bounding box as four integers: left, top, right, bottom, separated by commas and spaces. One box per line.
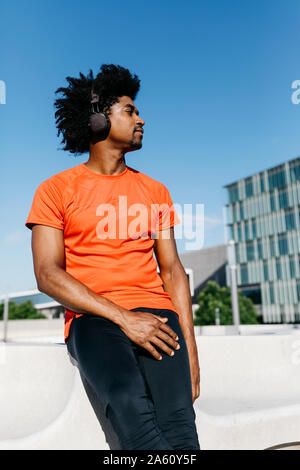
89, 85, 111, 139
91, 87, 100, 113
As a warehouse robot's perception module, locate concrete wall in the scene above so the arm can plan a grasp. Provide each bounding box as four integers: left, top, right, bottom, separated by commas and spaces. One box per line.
0, 319, 65, 343
0, 333, 300, 450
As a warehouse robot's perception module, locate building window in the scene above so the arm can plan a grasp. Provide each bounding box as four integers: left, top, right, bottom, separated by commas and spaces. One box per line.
245, 177, 253, 198
289, 159, 300, 183
280, 304, 286, 323
228, 184, 239, 203
232, 203, 237, 223
289, 256, 295, 278
240, 285, 262, 304
252, 219, 257, 238
269, 235, 276, 257
263, 261, 269, 281
257, 239, 263, 260
240, 264, 248, 284
246, 241, 255, 261
269, 282, 275, 304
235, 244, 240, 264
270, 192, 276, 212
268, 166, 286, 190
297, 280, 300, 302
278, 189, 289, 209
278, 234, 288, 255
245, 221, 250, 241
235, 204, 240, 223
285, 209, 295, 231
237, 224, 242, 241
260, 174, 265, 193
240, 203, 244, 220
276, 259, 282, 280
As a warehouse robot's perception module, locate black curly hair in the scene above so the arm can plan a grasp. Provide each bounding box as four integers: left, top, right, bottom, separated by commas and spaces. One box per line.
54, 64, 141, 155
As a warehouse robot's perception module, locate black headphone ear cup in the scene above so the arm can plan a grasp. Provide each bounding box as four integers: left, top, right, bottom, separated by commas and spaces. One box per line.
89, 87, 111, 140
89, 112, 111, 139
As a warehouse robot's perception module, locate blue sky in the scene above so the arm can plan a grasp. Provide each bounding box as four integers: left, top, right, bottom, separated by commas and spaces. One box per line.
1, 0, 300, 294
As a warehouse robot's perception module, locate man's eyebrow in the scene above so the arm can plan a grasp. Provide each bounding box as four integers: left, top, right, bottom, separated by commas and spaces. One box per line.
123, 104, 139, 115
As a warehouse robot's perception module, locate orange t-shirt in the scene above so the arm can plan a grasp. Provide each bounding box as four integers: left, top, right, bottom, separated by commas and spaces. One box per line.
25, 162, 181, 342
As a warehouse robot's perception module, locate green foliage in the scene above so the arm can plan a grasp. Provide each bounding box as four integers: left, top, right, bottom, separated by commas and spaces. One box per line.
0, 300, 46, 320
194, 281, 258, 326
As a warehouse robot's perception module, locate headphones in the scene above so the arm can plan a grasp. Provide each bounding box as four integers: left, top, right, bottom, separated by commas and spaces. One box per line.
88, 86, 111, 140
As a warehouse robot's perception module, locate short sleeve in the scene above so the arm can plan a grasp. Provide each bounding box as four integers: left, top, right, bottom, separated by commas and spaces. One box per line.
25, 179, 64, 231
156, 184, 181, 231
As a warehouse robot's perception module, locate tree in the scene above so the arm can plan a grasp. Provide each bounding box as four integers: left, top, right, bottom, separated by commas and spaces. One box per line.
0, 300, 46, 320
194, 280, 258, 326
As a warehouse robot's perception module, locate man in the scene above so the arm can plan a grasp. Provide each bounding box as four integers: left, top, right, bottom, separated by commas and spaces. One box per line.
25, 64, 200, 450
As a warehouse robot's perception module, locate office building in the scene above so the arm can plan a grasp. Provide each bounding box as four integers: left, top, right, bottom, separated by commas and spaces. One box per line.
224, 156, 300, 323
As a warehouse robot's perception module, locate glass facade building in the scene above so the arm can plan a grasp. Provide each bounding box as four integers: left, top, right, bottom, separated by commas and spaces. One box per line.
224, 157, 300, 323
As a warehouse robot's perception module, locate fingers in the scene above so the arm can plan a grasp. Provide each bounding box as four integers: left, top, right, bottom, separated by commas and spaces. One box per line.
149, 315, 178, 339
143, 331, 180, 360
156, 329, 180, 351
137, 313, 180, 361
151, 336, 176, 357
143, 341, 163, 360
159, 321, 179, 341
152, 314, 168, 323
152, 315, 179, 342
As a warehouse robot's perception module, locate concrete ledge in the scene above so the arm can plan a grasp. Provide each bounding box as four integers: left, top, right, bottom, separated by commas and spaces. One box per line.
0, 319, 65, 342
195, 335, 300, 449
0, 344, 106, 449
0, 333, 299, 450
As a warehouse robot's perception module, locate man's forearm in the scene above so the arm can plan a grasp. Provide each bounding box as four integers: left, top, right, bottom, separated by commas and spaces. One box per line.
37, 266, 128, 327
159, 262, 196, 343
160, 260, 200, 401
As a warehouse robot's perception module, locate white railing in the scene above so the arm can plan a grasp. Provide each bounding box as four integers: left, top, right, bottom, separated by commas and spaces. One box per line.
0, 289, 59, 342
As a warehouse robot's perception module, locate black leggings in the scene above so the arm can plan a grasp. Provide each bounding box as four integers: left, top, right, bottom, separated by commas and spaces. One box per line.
66, 307, 200, 450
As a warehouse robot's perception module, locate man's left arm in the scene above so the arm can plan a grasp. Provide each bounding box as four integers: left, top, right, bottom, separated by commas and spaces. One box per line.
154, 227, 200, 403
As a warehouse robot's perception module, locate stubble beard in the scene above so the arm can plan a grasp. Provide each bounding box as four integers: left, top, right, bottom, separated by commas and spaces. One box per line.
128, 136, 143, 150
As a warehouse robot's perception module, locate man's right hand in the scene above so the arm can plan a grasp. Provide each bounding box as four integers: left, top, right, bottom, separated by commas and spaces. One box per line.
118, 310, 180, 360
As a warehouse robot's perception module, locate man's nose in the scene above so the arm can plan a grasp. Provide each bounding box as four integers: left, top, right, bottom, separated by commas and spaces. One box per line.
136, 116, 145, 127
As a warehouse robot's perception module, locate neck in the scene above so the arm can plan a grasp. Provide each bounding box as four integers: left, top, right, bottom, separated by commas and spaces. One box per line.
87, 142, 127, 176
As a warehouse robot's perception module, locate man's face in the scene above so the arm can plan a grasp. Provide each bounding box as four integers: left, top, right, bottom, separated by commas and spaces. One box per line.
106, 95, 145, 151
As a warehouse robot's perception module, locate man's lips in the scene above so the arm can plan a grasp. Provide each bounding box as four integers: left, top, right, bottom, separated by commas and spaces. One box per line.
135, 129, 144, 134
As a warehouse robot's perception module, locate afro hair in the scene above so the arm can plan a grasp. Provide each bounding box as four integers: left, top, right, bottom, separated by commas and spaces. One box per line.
54, 64, 141, 155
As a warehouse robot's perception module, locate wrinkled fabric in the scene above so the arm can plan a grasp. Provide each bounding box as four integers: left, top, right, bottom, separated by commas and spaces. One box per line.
66, 307, 200, 450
